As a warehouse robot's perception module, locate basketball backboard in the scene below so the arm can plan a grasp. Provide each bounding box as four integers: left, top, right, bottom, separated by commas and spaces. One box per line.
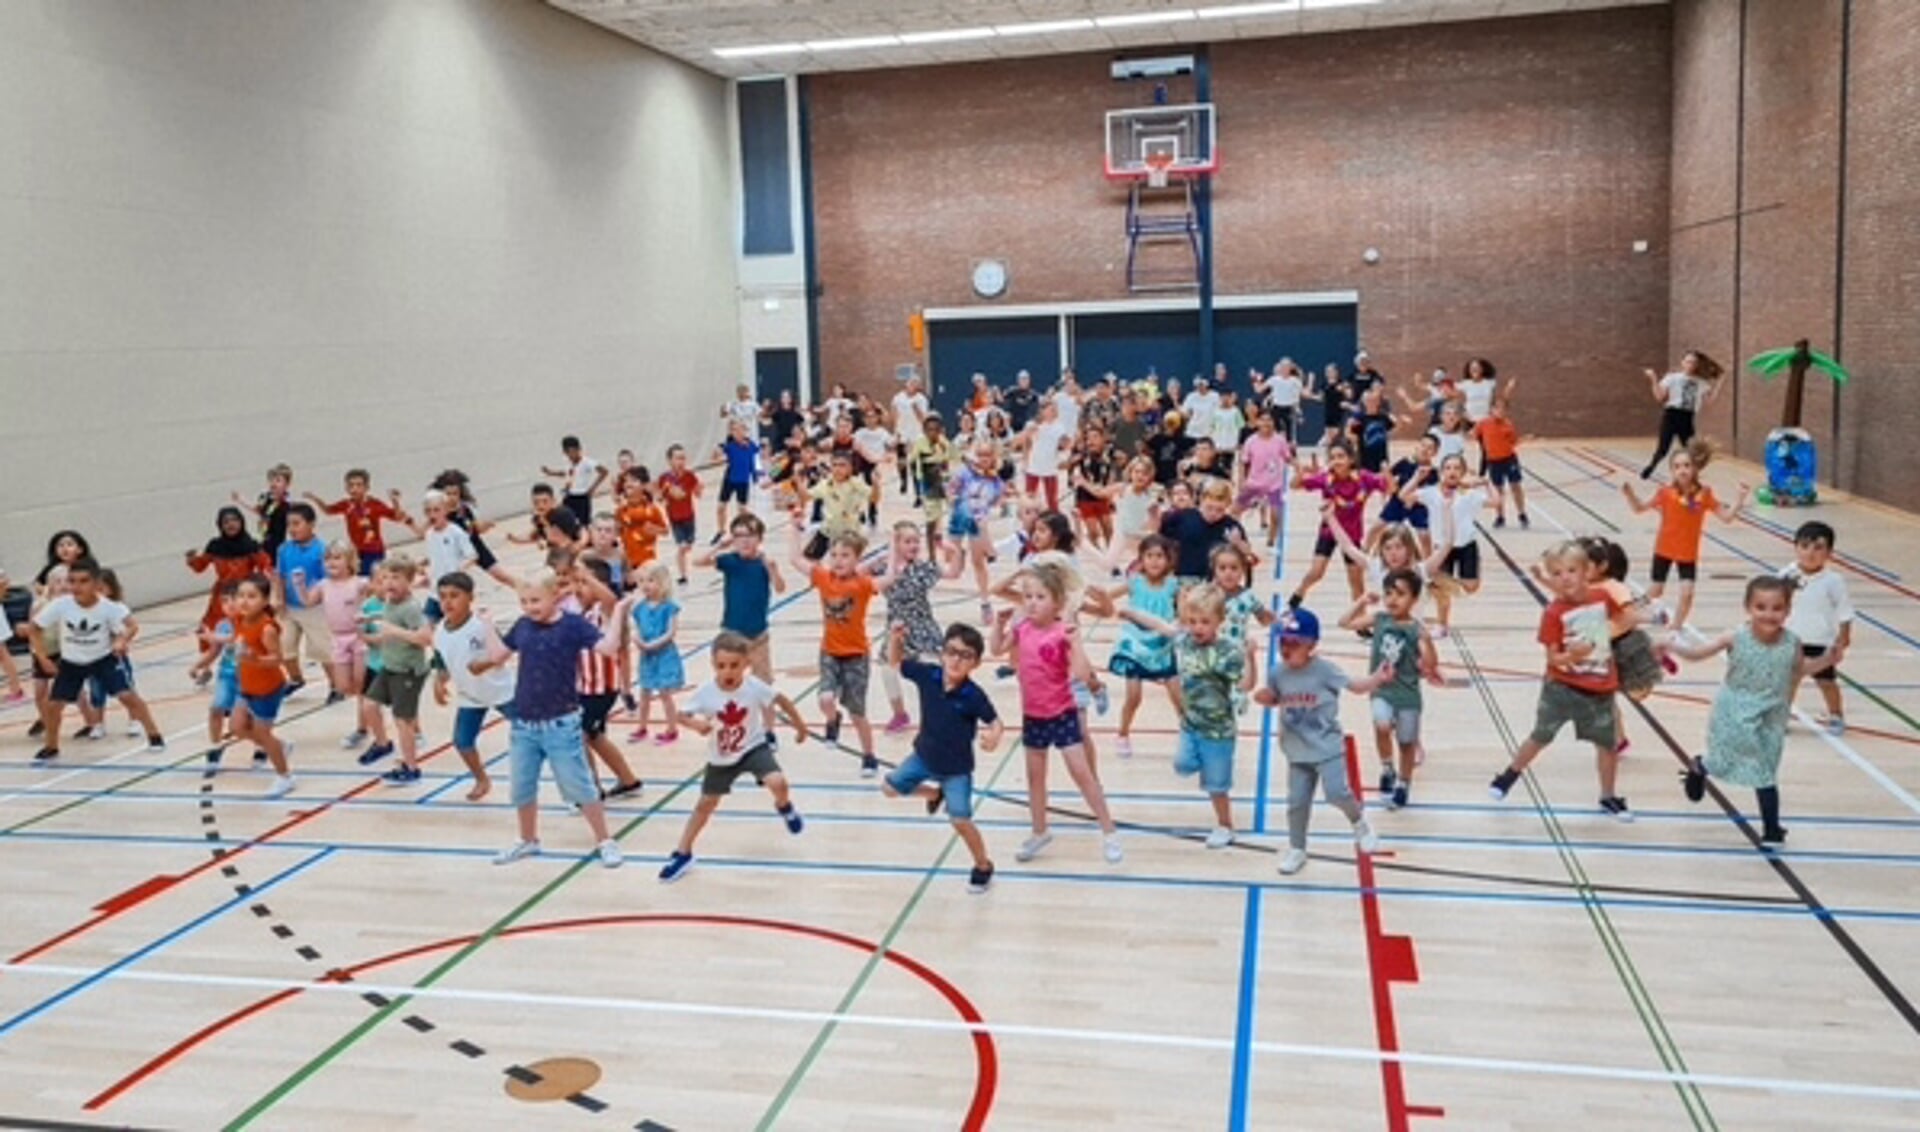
1104, 103, 1217, 182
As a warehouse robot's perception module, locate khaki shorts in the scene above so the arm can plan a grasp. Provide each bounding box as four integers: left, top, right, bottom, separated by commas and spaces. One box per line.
747, 633, 773, 684
279, 606, 333, 666
1529, 681, 1617, 747
368, 668, 427, 722
702, 742, 783, 796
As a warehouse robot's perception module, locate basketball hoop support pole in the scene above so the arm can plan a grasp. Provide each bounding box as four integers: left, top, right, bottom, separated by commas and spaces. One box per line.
1194, 47, 1216, 386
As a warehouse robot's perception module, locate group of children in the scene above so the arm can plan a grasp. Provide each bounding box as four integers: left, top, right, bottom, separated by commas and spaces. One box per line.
6, 352, 1862, 889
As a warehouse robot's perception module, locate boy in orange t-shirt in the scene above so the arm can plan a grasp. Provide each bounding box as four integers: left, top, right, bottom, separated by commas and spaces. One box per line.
1472, 396, 1530, 529
616, 478, 667, 574
790, 531, 879, 775
1489, 542, 1633, 819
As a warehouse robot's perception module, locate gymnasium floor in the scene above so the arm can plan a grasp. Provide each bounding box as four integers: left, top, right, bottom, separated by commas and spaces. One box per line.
2, 440, 1918, 1131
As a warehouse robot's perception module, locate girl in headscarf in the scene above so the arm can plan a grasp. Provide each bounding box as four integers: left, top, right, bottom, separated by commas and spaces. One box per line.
186, 506, 271, 633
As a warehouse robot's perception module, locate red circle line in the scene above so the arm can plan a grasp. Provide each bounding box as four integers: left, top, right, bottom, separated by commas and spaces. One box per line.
86, 912, 998, 1130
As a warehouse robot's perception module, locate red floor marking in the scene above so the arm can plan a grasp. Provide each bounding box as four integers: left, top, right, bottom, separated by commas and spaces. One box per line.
1346, 736, 1436, 1132
7, 728, 491, 966
88, 913, 997, 1129
1408, 1104, 1447, 1118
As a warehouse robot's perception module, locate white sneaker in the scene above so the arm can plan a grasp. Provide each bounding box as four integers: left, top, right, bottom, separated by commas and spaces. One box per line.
1278, 847, 1309, 875
82, 725, 106, 741
1204, 827, 1234, 850
1015, 832, 1054, 862
1116, 735, 1134, 759
125, 721, 143, 737
265, 774, 296, 799
339, 729, 368, 749
596, 839, 623, 869
494, 839, 540, 865
1103, 834, 1124, 863
1354, 819, 1380, 854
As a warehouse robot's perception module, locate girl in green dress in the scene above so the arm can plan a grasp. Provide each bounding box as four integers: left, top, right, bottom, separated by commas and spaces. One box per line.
1666, 576, 1843, 847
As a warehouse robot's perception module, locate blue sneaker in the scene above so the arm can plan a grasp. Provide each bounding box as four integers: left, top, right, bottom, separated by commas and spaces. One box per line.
357, 742, 394, 766
658, 850, 694, 883
1091, 684, 1111, 716
382, 763, 421, 785
779, 805, 804, 835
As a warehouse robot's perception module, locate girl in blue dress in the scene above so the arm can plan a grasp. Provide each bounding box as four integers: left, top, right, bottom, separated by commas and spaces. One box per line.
631, 563, 685, 745
1096, 534, 1182, 760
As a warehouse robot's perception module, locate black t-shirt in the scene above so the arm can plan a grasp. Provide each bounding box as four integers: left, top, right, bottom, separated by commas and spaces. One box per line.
1146, 432, 1193, 486
1159, 509, 1246, 578
1112, 417, 1147, 458
1073, 448, 1119, 503
1356, 411, 1395, 471
769, 407, 805, 445
1004, 386, 1039, 430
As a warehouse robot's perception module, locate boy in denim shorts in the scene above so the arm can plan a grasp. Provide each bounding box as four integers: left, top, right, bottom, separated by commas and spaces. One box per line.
658, 632, 811, 883
882, 621, 1004, 892
470, 569, 625, 868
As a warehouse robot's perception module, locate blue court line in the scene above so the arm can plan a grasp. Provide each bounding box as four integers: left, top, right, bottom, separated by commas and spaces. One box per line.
1229, 477, 1292, 1129
415, 750, 510, 804
0, 847, 333, 1038
6, 826, 1919, 924
13, 788, 1920, 868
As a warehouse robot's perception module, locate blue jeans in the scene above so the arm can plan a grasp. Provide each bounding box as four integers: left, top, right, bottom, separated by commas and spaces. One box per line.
1175, 730, 1236, 795
507, 711, 597, 808
885, 753, 975, 820
453, 702, 514, 753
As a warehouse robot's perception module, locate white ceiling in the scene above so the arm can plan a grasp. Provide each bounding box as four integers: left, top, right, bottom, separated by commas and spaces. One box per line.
548, 0, 1666, 79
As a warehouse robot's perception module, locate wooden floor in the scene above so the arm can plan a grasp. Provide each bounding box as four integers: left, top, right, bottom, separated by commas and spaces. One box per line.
3, 439, 1919, 1131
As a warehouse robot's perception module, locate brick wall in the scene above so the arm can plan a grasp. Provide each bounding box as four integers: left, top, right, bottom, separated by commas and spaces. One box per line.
806, 7, 1673, 437
1669, 0, 1920, 512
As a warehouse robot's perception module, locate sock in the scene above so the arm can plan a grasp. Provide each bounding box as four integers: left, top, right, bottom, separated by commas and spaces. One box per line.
777, 802, 795, 814
1757, 785, 1782, 833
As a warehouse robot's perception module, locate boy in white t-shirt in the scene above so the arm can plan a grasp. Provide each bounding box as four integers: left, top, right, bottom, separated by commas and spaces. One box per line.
1181, 377, 1222, 441
658, 631, 812, 883
542, 435, 607, 530
430, 571, 512, 801
27, 558, 165, 761
1781, 521, 1854, 734
405, 489, 482, 621
891, 378, 930, 503
1017, 401, 1073, 512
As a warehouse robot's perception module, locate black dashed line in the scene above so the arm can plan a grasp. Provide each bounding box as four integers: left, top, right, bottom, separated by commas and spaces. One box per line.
450, 1040, 486, 1058
363, 992, 392, 1007
401, 1015, 436, 1033
220, 865, 239, 878
201, 813, 216, 825
231, 885, 250, 897
503, 1065, 542, 1085
202, 830, 221, 841
568, 1093, 608, 1113
249, 904, 271, 918
636, 1121, 675, 1131
295, 945, 321, 961
271, 924, 294, 939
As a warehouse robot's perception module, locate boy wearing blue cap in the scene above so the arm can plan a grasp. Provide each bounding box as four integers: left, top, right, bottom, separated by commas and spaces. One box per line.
1253, 606, 1394, 875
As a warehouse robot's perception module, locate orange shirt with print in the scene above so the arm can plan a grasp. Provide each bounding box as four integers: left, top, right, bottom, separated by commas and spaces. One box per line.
236, 613, 287, 697
1652, 484, 1717, 564
1538, 590, 1622, 694
812, 565, 875, 658
618, 502, 665, 568
1474, 416, 1520, 462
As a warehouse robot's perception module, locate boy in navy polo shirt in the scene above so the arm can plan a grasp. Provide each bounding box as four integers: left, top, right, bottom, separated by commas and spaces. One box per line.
882, 621, 1004, 892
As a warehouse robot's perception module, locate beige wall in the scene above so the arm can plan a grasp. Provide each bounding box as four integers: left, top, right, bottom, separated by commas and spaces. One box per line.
0, 0, 738, 604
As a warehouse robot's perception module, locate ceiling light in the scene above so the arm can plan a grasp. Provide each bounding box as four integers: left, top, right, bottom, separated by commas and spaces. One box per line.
1195, 1, 1302, 17
1094, 9, 1199, 28
1301, 0, 1381, 9
993, 18, 1098, 37
898, 27, 998, 44
713, 43, 807, 59
805, 35, 902, 51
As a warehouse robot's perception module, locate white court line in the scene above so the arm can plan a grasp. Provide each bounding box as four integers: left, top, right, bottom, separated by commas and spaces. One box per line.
0, 718, 214, 808
1795, 708, 1920, 818
7, 960, 1920, 1105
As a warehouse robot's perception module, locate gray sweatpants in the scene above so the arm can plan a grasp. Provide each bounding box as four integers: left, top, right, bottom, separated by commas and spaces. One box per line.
1288, 756, 1362, 850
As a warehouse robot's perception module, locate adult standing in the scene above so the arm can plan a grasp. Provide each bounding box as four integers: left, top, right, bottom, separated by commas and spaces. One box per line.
1259, 360, 1311, 446
722, 383, 762, 446
968, 373, 996, 415
890, 377, 931, 504
767, 389, 806, 450
1052, 371, 1083, 437
1640, 351, 1724, 479
1003, 371, 1040, 432
1457, 358, 1507, 471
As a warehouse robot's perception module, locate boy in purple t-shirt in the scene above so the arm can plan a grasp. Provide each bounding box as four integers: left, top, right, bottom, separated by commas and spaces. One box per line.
470, 569, 630, 867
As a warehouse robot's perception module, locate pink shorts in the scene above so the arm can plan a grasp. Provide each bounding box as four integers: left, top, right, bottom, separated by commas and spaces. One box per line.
329, 632, 368, 668
1236, 482, 1284, 511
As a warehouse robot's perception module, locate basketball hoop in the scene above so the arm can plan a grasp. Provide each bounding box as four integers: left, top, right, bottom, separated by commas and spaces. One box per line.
1144, 152, 1173, 189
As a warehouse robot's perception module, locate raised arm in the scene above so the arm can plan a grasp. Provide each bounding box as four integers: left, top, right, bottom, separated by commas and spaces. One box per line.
1643, 368, 1666, 405
1662, 628, 1734, 664
1712, 484, 1751, 523
1619, 482, 1656, 514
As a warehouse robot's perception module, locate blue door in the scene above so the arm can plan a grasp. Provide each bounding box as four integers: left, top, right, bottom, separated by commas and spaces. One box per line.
926, 317, 1059, 419
753, 348, 801, 410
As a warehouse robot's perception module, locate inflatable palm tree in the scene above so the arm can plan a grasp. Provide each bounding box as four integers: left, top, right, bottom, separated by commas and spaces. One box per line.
1747, 338, 1851, 506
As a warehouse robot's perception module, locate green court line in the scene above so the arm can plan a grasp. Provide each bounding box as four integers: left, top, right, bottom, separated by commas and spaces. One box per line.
1453, 627, 1717, 1131
754, 737, 1022, 1130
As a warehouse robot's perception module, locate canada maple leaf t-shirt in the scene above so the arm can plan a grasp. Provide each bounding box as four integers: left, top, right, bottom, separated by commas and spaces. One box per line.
686, 675, 780, 766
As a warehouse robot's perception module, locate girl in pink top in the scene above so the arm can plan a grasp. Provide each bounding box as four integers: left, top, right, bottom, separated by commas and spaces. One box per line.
991, 559, 1123, 866
1291, 441, 1391, 609
1235, 409, 1295, 546
296, 541, 371, 710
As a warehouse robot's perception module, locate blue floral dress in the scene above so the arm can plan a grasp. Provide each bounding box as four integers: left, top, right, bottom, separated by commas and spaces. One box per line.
1703, 626, 1799, 788
1111, 573, 1179, 681
633, 599, 685, 692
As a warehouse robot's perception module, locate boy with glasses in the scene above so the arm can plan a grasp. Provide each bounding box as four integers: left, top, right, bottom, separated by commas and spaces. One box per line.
881, 621, 1004, 892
